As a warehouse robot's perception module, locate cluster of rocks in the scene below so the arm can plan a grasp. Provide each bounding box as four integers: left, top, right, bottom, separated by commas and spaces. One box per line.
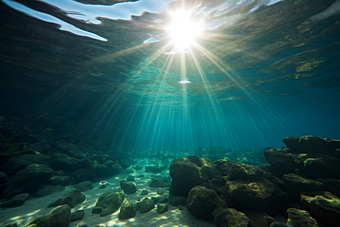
169, 136, 340, 227
0, 114, 127, 202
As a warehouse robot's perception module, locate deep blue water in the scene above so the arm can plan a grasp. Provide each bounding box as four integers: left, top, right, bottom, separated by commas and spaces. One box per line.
1, 0, 340, 153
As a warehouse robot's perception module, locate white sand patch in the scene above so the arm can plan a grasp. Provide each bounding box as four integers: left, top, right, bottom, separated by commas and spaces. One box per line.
0, 160, 215, 227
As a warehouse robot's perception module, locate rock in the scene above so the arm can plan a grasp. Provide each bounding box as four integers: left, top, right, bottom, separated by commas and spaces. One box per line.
157, 189, 164, 195
48, 153, 78, 172
140, 190, 148, 196
301, 191, 340, 227
71, 169, 96, 183
126, 175, 134, 181
91, 207, 102, 214
4, 164, 54, 198
227, 162, 263, 181
221, 179, 288, 215
56, 141, 85, 159
157, 204, 169, 214
149, 176, 170, 188
119, 199, 136, 220
34, 185, 64, 197
178, 205, 184, 210
214, 159, 236, 176
27, 204, 71, 227
169, 196, 188, 206
244, 210, 275, 227
93, 192, 125, 216
283, 136, 340, 158
70, 210, 85, 222
270, 222, 288, 227
120, 180, 137, 194
169, 157, 204, 197
152, 195, 168, 204
316, 178, 340, 197
212, 207, 250, 227
145, 164, 167, 173
48, 176, 71, 186
2, 154, 50, 176
187, 186, 226, 219
74, 158, 93, 170
0, 171, 9, 184
48, 189, 85, 208
0, 193, 29, 208
137, 197, 155, 214
286, 208, 318, 227
4, 223, 18, 227
98, 185, 106, 189
282, 174, 323, 201
74, 181, 93, 192
264, 147, 297, 177
292, 153, 340, 179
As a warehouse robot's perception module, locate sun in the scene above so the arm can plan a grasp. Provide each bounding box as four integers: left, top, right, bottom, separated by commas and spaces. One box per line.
166, 10, 203, 49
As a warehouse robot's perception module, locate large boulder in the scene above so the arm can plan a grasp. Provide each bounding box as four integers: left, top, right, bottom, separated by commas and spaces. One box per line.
169, 156, 219, 197
264, 148, 297, 177
55, 141, 86, 159
48, 153, 78, 172
286, 208, 318, 227
221, 179, 288, 215
2, 154, 50, 176
282, 174, 323, 201
214, 159, 236, 176
292, 153, 340, 179
27, 204, 71, 227
137, 197, 155, 214
3, 164, 54, 197
119, 198, 136, 220
283, 136, 340, 158
227, 162, 263, 181
212, 208, 250, 227
92, 192, 125, 216
0, 193, 29, 208
187, 186, 226, 219
48, 189, 85, 208
301, 191, 340, 227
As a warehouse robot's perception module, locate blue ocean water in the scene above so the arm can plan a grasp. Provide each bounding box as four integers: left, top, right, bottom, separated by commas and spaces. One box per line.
1, 0, 340, 153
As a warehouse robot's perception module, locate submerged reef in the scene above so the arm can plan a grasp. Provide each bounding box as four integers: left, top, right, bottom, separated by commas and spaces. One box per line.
0, 112, 340, 227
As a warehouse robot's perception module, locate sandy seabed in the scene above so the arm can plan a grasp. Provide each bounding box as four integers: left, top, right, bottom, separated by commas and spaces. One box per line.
0, 160, 215, 227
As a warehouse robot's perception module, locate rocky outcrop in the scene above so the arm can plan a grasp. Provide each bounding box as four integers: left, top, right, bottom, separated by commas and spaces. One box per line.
3, 164, 54, 197
27, 204, 71, 227
212, 208, 250, 227
169, 156, 219, 197
301, 191, 340, 227
92, 192, 125, 216
48, 189, 85, 208
286, 208, 318, 227
187, 186, 226, 219
0, 193, 29, 208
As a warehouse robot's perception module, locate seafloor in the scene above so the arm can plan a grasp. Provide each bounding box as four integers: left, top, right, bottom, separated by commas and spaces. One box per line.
0, 114, 340, 227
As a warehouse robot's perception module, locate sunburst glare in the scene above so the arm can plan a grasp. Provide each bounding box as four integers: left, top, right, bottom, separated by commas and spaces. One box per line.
166, 10, 204, 49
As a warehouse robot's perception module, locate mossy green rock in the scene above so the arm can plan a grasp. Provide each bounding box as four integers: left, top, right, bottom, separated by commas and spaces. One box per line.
48, 189, 85, 208
137, 197, 155, 214
120, 180, 137, 194
157, 204, 169, 214
27, 204, 71, 227
93, 192, 125, 216
119, 199, 136, 220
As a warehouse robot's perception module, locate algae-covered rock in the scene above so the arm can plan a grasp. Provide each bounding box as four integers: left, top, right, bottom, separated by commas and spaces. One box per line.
48, 189, 85, 208
1, 193, 29, 208
120, 180, 137, 194
4, 164, 54, 197
149, 176, 171, 188
119, 198, 136, 220
27, 204, 71, 227
221, 179, 288, 215
157, 204, 169, 214
301, 191, 340, 227
212, 207, 250, 227
286, 208, 318, 227
244, 210, 275, 227
93, 192, 125, 216
137, 197, 155, 213
48, 175, 71, 186
227, 162, 263, 181
70, 210, 85, 222
263, 147, 296, 177
187, 186, 226, 219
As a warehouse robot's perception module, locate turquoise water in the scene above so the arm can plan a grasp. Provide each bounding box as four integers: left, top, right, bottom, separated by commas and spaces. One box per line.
1, 0, 340, 152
